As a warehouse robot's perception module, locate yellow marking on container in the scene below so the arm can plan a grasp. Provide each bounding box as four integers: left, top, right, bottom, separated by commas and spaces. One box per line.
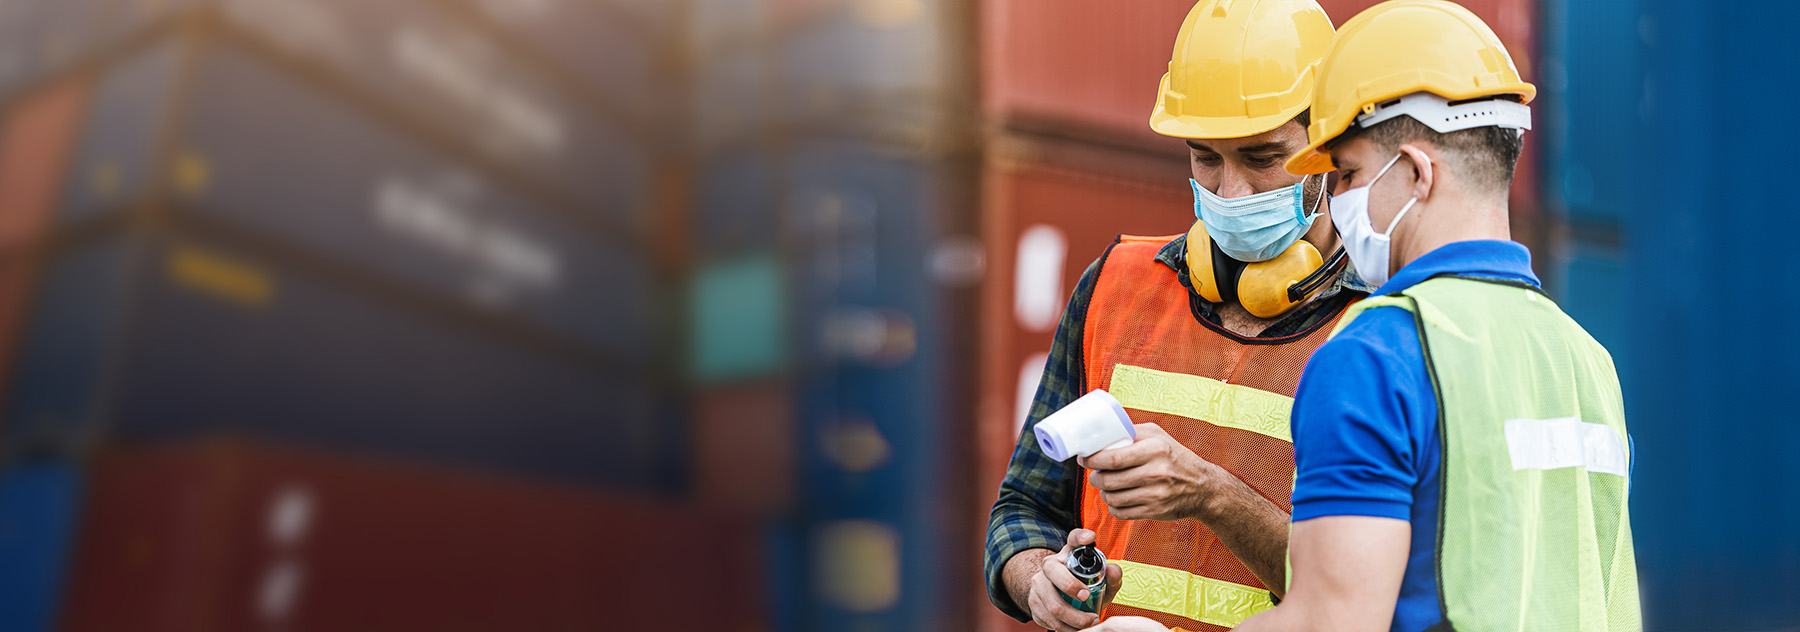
167, 246, 273, 308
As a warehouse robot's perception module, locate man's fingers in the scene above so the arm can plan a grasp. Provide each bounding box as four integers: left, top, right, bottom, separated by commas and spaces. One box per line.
1100, 485, 1156, 510
1103, 563, 1124, 602
1042, 555, 1089, 598
1030, 574, 1099, 631
1082, 436, 1173, 471
1067, 528, 1097, 549
1088, 467, 1154, 493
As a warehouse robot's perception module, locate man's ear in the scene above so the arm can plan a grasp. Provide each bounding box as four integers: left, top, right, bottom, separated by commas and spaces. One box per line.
1397, 143, 1434, 202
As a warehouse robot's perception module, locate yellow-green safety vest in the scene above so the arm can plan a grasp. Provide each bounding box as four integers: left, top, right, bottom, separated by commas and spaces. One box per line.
1332, 275, 1641, 631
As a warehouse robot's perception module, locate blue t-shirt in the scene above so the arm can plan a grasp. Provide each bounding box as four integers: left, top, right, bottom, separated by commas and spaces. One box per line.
1288, 240, 1540, 632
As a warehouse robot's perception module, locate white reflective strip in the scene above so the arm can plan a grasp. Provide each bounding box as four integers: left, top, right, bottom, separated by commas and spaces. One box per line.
1502, 417, 1629, 477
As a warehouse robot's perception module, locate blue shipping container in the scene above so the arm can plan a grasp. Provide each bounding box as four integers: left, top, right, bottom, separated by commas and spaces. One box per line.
0, 460, 82, 632
1623, 0, 1800, 629
61, 41, 653, 365
2, 228, 683, 492
781, 140, 963, 632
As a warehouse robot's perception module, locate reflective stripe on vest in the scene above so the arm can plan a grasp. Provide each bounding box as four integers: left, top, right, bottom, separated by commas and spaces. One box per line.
1080, 235, 1349, 632
1111, 559, 1275, 628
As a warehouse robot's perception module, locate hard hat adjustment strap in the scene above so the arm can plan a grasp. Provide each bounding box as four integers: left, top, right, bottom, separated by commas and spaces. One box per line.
1354, 92, 1532, 135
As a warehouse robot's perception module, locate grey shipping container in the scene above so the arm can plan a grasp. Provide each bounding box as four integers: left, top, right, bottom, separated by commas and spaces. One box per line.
61, 40, 653, 364
191, 0, 652, 225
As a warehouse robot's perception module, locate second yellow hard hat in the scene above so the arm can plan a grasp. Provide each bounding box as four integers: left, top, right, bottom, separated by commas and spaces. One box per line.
1149, 0, 1335, 140
1286, 0, 1536, 174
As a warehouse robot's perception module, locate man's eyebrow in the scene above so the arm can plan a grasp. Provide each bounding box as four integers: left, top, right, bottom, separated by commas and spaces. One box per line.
1186, 139, 1214, 152
1235, 141, 1289, 155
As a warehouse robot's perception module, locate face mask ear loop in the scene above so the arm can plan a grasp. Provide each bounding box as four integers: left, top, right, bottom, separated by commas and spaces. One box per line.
1383, 197, 1418, 237
1299, 173, 1325, 224
1380, 154, 1429, 236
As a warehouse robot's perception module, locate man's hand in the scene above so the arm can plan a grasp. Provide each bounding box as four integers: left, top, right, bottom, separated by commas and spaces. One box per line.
1090, 616, 1173, 632
1020, 529, 1123, 631
1079, 423, 1225, 522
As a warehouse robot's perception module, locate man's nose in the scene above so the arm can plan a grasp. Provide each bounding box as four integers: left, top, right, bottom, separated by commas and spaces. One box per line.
1216, 168, 1256, 199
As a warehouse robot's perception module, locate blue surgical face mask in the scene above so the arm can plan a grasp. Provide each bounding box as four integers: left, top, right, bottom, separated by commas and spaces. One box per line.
1191, 175, 1324, 262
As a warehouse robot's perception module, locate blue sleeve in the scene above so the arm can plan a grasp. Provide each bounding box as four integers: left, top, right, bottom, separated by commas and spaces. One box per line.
1289, 305, 1435, 522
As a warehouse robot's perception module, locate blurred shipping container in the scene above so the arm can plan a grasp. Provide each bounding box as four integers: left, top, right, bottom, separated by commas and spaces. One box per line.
60, 40, 653, 363
1617, 0, 1800, 629
4, 228, 681, 489
981, 0, 1192, 150
453, 0, 672, 124
56, 440, 762, 632
782, 139, 972, 632
0, 462, 81, 632
692, 381, 798, 513
205, 0, 653, 224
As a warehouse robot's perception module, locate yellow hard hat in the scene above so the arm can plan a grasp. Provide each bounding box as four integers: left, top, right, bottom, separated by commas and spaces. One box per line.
1286, 0, 1536, 174
1149, 0, 1334, 140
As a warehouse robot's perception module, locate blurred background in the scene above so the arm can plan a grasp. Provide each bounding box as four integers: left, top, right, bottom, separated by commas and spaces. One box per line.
0, 0, 1791, 630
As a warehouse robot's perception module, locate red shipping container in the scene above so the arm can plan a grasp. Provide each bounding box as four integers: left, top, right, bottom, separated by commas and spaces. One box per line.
982, 0, 1194, 152
976, 155, 1192, 632
692, 381, 796, 514
60, 441, 766, 632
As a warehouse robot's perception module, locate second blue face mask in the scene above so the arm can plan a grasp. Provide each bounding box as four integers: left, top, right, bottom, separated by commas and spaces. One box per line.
1191, 175, 1323, 262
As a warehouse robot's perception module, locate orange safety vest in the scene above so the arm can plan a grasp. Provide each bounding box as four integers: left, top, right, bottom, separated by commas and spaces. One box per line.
1080, 235, 1349, 631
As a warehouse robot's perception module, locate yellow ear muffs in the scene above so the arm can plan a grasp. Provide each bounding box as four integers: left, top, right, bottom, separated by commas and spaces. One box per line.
1237, 240, 1323, 319
1185, 220, 1344, 320
1186, 220, 1227, 303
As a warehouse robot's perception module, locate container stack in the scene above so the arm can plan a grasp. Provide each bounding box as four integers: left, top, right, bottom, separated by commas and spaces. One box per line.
682, 1, 985, 630
0, 1, 767, 630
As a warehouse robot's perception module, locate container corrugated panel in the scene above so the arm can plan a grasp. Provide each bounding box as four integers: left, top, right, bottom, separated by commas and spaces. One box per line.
0, 78, 87, 256
452, 0, 666, 122
695, 149, 783, 256
780, 140, 972, 631
1540, 0, 1643, 223
63, 41, 653, 364
0, 0, 109, 100
58, 440, 763, 631
976, 161, 1191, 632
0, 461, 83, 632
210, 0, 650, 224
981, 0, 1192, 147
1627, 1, 1800, 629
776, 0, 949, 139
693, 382, 797, 513
2, 228, 682, 491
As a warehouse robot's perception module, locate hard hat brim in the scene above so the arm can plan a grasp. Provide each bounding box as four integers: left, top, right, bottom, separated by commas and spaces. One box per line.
1149, 103, 1309, 141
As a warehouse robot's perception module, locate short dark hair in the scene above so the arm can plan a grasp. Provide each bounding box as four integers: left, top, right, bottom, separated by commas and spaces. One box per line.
1329, 99, 1522, 195
1292, 108, 1310, 130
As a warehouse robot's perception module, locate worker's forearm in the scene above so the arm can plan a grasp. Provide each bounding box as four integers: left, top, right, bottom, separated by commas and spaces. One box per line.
1193, 474, 1291, 596
1002, 548, 1056, 617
